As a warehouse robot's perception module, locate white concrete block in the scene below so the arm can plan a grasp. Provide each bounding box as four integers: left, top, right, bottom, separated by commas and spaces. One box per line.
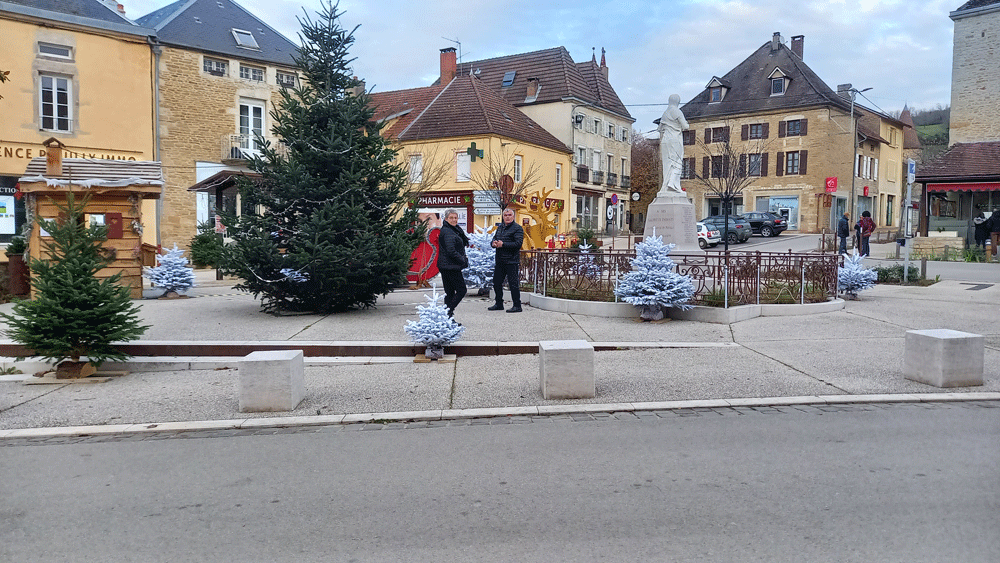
539, 340, 595, 399
903, 329, 984, 388
239, 350, 305, 412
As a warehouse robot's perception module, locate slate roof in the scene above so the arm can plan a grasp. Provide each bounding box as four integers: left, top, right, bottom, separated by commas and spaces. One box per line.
915, 142, 1000, 182
681, 35, 853, 120
898, 106, 922, 150
952, 0, 1000, 15
370, 76, 572, 155
0, 0, 152, 36
136, 0, 298, 66
443, 47, 632, 121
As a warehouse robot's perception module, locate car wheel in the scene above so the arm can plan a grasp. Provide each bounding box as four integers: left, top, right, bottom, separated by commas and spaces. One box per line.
699, 238, 707, 249
727, 232, 738, 244
761, 225, 773, 237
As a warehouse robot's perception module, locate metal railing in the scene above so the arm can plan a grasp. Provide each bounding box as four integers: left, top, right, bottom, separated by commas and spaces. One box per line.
576, 166, 590, 183
520, 249, 840, 306
621, 175, 631, 189
607, 172, 618, 186
591, 170, 604, 185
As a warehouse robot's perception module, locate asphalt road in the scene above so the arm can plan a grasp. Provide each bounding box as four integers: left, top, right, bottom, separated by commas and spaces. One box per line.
2, 401, 998, 562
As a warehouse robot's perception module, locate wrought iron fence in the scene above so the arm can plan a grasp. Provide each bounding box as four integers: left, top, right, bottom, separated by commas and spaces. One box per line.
520, 249, 840, 306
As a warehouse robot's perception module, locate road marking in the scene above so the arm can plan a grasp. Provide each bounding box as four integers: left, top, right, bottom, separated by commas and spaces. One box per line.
959, 283, 994, 291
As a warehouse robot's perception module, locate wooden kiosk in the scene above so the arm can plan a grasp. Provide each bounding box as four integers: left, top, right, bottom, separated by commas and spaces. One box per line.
18, 143, 163, 299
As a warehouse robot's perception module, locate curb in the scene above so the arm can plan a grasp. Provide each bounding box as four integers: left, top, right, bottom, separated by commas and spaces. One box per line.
2, 392, 998, 440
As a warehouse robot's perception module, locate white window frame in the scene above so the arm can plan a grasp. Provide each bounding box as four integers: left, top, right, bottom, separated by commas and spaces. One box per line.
240, 64, 264, 82
873, 158, 879, 180
239, 100, 265, 154
204, 57, 228, 76
232, 28, 260, 50
38, 42, 72, 60
607, 153, 614, 174
409, 154, 423, 184
456, 153, 471, 182
276, 71, 296, 88
748, 153, 763, 177
513, 155, 523, 182
621, 157, 627, 176
607, 123, 615, 138
771, 77, 785, 95
592, 150, 601, 172
40, 74, 72, 132
576, 146, 586, 166
786, 151, 800, 175
555, 163, 562, 188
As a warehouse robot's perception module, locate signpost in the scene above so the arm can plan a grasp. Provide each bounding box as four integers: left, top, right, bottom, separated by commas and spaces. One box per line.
903, 159, 915, 282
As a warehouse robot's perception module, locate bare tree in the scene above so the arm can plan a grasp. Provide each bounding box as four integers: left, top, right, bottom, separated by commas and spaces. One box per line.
470, 143, 542, 211
629, 132, 661, 232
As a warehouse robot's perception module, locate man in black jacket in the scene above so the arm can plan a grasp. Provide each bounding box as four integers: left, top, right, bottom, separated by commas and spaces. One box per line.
837, 212, 850, 254
488, 207, 524, 313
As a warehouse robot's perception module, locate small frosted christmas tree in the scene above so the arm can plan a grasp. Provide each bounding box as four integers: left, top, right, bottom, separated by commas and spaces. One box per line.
403, 285, 465, 359
462, 226, 495, 293
574, 242, 601, 279
144, 244, 196, 296
615, 233, 695, 321
838, 251, 877, 299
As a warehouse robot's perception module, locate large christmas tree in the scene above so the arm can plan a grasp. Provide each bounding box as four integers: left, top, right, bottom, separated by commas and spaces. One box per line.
220, 1, 420, 313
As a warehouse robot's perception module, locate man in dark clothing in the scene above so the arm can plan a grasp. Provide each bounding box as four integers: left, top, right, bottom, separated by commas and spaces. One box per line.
990, 209, 1000, 257
488, 207, 524, 313
436, 209, 469, 319
837, 212, 850, 254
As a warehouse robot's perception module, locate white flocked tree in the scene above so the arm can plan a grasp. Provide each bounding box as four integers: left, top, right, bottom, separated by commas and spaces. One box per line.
144, 244, 196, 296
462, 226, 495, 293
838, 251, 877, 299
615, 233, 695, 320
404, 285, 465, 359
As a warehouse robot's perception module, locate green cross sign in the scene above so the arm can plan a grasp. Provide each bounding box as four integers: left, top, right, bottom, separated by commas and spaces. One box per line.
466, 142, 484, 162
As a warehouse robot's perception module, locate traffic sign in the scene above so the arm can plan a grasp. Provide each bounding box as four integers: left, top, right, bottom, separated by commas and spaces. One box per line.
472, 204, 501, 215
907, 159, 916, 184
473, 190, 500, 203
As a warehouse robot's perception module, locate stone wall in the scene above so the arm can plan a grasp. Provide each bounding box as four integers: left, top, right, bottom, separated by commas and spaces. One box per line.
909, 236, 965, 259
950, 7, 1000, 145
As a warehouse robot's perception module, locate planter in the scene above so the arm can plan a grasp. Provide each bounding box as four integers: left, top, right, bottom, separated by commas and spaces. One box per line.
424, 345, 445, 360
55, 360, 97, 379
6, 252, 29, 296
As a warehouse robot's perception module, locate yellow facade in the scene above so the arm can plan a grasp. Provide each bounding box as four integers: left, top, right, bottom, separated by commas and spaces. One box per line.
0, 14, 155, 250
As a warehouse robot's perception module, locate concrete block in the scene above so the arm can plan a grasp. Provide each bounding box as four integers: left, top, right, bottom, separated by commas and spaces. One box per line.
903, 329, 984, 388
239, 350, 305, 412
539, 340, 595, 399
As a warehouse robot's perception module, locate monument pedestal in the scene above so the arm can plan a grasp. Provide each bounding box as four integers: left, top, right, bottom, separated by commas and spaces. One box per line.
643, 195, 699, 252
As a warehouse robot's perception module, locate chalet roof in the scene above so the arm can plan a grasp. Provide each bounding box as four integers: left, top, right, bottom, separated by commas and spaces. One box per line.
446, 47, 633, 121
0, 0, 153, 36
915, 141, 1000, 182
370, 76, 572, 155
898, 106, 922, 150
682, 34, 853, 121
20, 158, 164, 190
136, 0, 297, 66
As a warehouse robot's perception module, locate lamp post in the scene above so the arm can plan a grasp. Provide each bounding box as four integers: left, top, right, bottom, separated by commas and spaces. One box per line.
848, 87, 871, 220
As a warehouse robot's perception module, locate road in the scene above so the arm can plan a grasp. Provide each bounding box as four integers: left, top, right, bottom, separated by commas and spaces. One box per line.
2, 401, 998, 562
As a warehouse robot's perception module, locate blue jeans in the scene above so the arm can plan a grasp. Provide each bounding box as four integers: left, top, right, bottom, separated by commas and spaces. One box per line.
839, 236, 847, 254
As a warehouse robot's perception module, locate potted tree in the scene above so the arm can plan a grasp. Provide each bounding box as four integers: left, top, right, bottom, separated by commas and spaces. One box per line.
5, 235, 29, 296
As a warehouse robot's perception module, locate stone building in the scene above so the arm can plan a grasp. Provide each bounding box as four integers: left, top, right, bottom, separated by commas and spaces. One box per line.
679, 33, 905, 233
136, 0, 299, 248
948, 0, 1000, 145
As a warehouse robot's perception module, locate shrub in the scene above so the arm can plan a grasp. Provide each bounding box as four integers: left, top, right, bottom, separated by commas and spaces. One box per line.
189, 221, 223, 268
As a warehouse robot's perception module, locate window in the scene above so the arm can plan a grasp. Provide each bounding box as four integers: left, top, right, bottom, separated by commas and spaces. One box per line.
574, 114, 584, 130
514, 155, 522, 182
276, 71, 296, 88
555, 163, 562, 188
501, 71, 516, 87
771, 77, 785, 95
785, 151, 800, 175
593, 118, 601, 134
681, 157, 695, 179
748, 153, 762, 176
38, 43, 72, 59
749, 124, 763, 139
409, 154, 423, 183
607, 154, 614, 174
40, 75, 72, 132
607, 123, 615, 138
786, 119, 802, 136
621, 157, 627, 176
204, 57, 228, 76
620, 129, 628, 143
232, 29, 260, 50
706, 126, 729, 144
710, 87, 723, 102
682, 130, 695, 145
239, 100, 265, 153
577, 146, 586, 165
711, 155, 724, 178
456, 153, 471, 182
240, 64, 264, 82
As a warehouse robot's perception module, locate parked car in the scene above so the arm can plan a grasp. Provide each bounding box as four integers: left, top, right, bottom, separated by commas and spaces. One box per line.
697, 222, 721, 249
742, 211, 788, 237
700, 215, 751, 244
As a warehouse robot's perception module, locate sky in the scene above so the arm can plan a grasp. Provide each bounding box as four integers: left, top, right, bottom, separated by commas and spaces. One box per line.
123, 0, 960, 134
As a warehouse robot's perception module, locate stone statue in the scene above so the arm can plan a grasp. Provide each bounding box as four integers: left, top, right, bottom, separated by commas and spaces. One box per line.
657, 94, 689, 197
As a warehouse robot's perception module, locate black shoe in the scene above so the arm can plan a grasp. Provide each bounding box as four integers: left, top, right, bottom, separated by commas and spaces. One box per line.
506, 306, 522, 313
487, 304, 504, 311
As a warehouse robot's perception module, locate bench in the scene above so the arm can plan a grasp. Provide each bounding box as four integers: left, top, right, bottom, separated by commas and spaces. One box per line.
239, 350, 305, 412
539, 340, 595, 399
903, 329, 984, 388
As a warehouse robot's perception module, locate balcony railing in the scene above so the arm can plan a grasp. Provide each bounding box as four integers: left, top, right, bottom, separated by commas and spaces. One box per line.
576, 166, 590, 183
607, 172, 618, 186
621, 175, 631, 189
591, 170, 604, 185
222, 134, 287, 162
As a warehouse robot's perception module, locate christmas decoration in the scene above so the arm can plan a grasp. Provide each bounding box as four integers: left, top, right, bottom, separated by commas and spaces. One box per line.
574, 242, 601, 279
838, 250, 877, 299
614, 233, 695, 321
144, 244, 196, 296
403, 285, 465, 359
462, 226, 495, 292
0, 193, 148, 375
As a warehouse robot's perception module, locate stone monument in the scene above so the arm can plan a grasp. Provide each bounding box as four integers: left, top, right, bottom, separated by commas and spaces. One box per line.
643, 94, 698, 251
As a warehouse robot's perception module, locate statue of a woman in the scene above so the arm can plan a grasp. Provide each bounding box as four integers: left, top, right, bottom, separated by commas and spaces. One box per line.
657, 94, 689, 197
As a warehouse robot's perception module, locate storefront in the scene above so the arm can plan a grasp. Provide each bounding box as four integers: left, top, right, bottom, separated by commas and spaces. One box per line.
414, 191, 473, 232
755, 195, 800, 230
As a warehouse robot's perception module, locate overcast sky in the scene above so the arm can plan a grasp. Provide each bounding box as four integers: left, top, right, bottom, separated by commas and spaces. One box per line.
124, 0, 959, 134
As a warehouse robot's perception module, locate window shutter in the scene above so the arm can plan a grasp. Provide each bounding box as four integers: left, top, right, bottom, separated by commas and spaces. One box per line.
741, 124, 749, 141
704, 128, 712, 143
723, 126, 731, 142
762, 123, 770, 139
873, 158, 878, 180
739, 154, 747, 176
683, 130, 694, 145
778, 121, 786, 138
702, 156, 709, 178
776, 151, 784, 176
760, 152, 768, 177
799, 150, 808, 175
800, 119, 808, 136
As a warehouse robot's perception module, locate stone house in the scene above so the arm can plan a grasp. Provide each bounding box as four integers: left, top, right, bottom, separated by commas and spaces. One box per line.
949, 0, 1000, 145
679, 33, 906, 233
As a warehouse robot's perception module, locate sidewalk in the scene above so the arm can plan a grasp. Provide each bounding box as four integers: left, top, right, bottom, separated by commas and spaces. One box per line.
2, 264, 998, 436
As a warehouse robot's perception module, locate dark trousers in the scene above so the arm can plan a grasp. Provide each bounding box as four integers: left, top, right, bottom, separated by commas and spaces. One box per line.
838, 235, 847, 254
440, 269, 467, 314
493, 261, 521, 306
861, 236, 871, 257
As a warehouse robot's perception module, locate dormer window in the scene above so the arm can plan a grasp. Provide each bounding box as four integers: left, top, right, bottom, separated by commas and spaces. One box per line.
705, 77, 728, 103
710, 87, 723, 102
768, 68, 789, 96
232, 28, 259, 50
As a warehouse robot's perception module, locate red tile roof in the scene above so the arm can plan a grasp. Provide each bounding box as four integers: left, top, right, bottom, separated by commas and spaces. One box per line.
915, 141, 1000, 181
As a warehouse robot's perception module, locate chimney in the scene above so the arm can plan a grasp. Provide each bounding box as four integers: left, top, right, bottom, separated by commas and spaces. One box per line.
791, 35, 804, 59
440, 47, 457, 84
525, 77, 540, 102
349, 76, 366, 97
117, 3, 125, 14
837, 83, 853, 99
771, 32, 782, 52
43, 137, 65, 176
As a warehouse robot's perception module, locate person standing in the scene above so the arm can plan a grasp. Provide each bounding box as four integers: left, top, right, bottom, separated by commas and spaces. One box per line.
437, 209, 469, 319
858, 210, 876, 257
488, 207, 524, 313
837, 212, 850, 254
990, 209, 1000, 258
973, 212, 989, 250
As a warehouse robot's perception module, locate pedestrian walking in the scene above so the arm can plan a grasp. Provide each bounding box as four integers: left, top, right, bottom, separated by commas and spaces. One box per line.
837, 212, 850, 254
437, 209, 469, 319
488, 207, 524, 313
858, 210, 876, 257
973, 212, 989, 249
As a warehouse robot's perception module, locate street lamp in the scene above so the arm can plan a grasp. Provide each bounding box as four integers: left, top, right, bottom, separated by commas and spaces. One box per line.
848, 87, 872, 220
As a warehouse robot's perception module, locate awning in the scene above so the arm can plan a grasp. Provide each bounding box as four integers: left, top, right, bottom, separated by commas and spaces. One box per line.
926, 182, 1000, 193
